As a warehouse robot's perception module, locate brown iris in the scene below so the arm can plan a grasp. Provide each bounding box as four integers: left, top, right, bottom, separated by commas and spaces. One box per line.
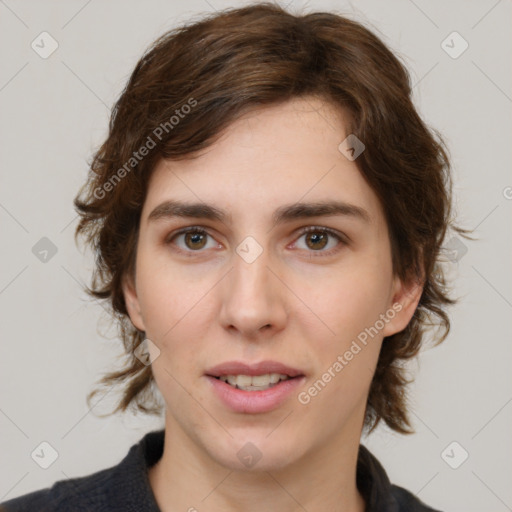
304, 231, 329, 250
185, 231, 207, 250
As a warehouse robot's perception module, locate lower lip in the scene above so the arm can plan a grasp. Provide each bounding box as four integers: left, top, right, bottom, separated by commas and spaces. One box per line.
205, 375, 305, 414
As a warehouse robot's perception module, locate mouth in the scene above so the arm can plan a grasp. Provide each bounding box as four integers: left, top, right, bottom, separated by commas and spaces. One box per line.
213, 373, 297, 391
205, 360, 305, 413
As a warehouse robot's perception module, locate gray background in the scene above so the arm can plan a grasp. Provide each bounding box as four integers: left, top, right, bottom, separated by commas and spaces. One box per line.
0, 1, 510, 510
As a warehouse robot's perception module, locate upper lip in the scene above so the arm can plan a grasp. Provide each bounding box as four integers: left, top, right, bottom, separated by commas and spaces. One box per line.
206, 360, 304, 378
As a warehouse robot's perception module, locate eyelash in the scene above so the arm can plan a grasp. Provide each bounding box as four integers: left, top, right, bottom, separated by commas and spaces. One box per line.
166, 225, 347, 258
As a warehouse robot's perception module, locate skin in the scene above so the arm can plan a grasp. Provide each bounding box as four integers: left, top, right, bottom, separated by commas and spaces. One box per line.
123, 96, 423, 512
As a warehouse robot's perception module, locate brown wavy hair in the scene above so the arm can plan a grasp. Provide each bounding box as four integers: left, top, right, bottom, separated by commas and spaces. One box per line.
75, 2, 465, 434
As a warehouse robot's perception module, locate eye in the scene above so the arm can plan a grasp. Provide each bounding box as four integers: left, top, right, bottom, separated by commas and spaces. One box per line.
167, 227, 220, 253
293, 226, 345, 256
166, 225, 346, 257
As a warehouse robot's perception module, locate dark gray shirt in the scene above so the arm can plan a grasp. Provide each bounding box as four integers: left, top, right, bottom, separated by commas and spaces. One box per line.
0, 430, 442, 511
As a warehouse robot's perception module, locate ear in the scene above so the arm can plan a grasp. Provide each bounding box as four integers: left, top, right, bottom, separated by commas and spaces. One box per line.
382, 274, 424, 338
122, 274, 146, 332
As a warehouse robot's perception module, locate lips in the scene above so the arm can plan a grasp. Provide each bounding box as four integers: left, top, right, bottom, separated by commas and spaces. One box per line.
205, 360, 304, 378
204, 360, 306, 414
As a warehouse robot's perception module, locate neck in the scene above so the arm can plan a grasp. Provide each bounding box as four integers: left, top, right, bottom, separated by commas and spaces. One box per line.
148, 412, 366, 512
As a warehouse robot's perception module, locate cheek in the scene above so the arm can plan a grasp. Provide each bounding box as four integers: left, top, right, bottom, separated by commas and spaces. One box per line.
304, 260, 393, 347
134, 257, 222, 398
301, 272, 388, 416
135, 249, 212, 339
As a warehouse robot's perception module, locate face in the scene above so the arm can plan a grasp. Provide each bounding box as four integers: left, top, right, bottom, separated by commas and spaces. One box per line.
124, 96, 421, 473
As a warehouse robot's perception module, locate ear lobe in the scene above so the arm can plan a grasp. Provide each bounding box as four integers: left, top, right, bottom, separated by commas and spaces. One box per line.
382, 275, 424, 338
122, 275, 146, 332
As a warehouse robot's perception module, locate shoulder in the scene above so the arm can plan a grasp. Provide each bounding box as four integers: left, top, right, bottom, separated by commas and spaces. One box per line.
357, 443, 444, 512
0, 430, 164, 512
0, 465, 117, 512
390, 484, 444, 512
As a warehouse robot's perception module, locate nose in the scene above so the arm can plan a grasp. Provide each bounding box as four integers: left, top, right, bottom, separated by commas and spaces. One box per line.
218, 245, 288, 340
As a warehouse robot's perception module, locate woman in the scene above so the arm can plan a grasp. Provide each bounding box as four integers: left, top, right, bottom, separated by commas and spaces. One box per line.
1, 3, 463, 510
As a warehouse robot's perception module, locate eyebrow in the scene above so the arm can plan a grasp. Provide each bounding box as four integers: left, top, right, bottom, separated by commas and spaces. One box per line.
147, 199, 371, 225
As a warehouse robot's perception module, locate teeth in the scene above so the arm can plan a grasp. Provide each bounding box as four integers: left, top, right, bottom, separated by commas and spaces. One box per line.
218, 373, 290, 391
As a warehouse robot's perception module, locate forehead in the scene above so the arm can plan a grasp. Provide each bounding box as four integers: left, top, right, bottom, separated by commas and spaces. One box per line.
141, 97, 385, 228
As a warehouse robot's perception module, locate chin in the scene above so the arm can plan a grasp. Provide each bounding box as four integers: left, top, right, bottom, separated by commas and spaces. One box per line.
205, 431, 303, 472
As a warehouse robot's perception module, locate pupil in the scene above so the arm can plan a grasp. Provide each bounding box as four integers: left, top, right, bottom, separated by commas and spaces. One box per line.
308, 232, 327, 250
186, 232, 205, 249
